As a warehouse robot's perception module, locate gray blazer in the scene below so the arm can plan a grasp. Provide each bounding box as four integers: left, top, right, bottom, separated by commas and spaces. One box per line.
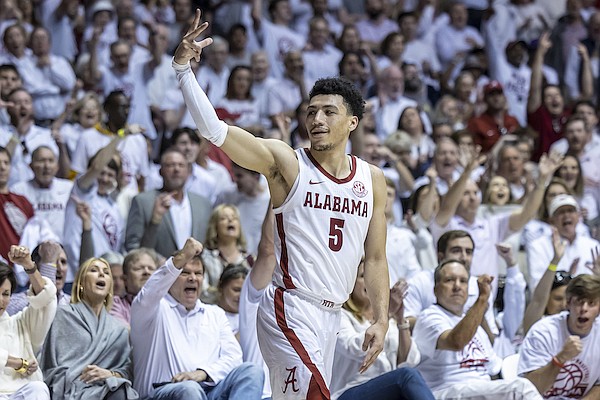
125, 190, 212, 257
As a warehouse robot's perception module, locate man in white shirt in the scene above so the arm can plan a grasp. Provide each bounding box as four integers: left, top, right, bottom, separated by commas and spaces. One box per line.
413, 260, 543, 399
10, 146, 73, 240
519, 274, 600, 399
302, 17, 342, 88
130, 238, 264, 399
526, 194, 600, 290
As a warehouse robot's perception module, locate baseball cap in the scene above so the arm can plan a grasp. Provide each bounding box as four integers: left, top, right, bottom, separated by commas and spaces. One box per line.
549, 194, 579, 217
90, 0, 115, 15
484, 80, 503, 96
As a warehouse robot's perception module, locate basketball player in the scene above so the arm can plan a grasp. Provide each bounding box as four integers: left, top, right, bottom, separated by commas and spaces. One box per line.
519, 274, 600, 398
172, 10, 389, 400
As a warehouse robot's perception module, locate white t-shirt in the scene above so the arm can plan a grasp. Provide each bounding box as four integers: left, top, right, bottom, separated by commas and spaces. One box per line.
10, 178, 73, 240
414, 304, 502, 391
518, 312, 600, 399
258, 19, 305, 79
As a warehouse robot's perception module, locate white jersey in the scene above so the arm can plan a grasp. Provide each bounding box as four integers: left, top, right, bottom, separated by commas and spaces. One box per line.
272, 149, 373, 304
10, 178, 73, 241
518, 312, 600, 399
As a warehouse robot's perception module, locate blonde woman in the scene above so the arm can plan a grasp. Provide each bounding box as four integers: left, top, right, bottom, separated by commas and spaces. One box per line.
40, 258, 137, 400
202, 204, 253, 292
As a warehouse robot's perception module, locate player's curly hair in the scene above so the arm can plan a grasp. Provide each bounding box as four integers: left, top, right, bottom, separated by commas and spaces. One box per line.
309, 77, 365, 121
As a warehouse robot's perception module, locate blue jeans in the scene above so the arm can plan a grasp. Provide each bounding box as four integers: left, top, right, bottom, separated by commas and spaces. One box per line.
149, 363, 264, 400
337, 367, 435, 400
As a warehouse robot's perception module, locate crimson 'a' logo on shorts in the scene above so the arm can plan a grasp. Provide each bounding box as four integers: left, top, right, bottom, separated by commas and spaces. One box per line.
283, 366, 300, 393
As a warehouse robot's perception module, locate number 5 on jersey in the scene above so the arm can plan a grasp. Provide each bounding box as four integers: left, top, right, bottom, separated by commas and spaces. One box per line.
329, 218, 345, 251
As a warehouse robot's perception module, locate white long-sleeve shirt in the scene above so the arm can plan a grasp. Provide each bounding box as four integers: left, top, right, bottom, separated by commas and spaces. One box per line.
0, 277, 57, 395
130, 258, 243, 399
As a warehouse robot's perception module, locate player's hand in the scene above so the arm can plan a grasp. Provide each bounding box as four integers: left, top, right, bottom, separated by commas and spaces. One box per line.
476, 274, 494, 302
556, 336, 583, 364
360, 320, 388, 373
173, 9, 213, 65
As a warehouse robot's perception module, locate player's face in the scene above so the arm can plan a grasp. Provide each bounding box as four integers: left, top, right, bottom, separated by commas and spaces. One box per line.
125, 253, 157, 295
306, 94, 358, 152
219, 276, 244, 313
434, 262, 469, 316
567, 296, 600, 336
169, 259, 204, 311
440, 237, 474, 270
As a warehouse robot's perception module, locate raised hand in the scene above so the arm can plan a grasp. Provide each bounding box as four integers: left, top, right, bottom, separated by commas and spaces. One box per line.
151, 191, 177, 224
495, 243, 515, 267
38, 241, 62, 264
8, 245, 35, 271
173, 9, 213, 65
173, 237, 204, 269
389, 279, 409, 320
73, 196, 92, 230
551, 227, 566, 263
588, 247, 600, 276
538, 151, 563, 180
476, 274, 494, 302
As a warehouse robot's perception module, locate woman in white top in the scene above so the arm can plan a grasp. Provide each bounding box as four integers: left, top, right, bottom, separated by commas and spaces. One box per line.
553, 153, 598, 224
214, 66, 261, 133
0, 245, 57, 400
330, 262, 434, 400
56, 93, 102, 158
397, 107, 435, 174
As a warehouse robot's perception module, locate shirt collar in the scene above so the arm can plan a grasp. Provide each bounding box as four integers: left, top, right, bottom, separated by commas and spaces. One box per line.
164, 293, 205, 315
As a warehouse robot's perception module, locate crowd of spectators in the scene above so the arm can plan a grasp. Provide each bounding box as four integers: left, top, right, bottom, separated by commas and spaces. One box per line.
2, 0, 600, 399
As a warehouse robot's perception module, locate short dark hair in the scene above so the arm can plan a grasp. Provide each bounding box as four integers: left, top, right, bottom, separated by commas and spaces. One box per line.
0, 262, 17, 294
437, 230, 475, 254
104, 90, 128, 109
171, 127, 200, 145
338, 51, 365, 75
434, 259, 468, 285
0, 64, 19, 76
309, 77, 365, 120
566, 274, 600, 302
573, 99, 596, 114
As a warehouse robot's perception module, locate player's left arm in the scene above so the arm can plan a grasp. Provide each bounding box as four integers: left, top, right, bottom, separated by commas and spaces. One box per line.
360, 165, 390, 373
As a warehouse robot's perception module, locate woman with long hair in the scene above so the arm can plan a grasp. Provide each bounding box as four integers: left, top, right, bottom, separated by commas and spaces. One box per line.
40, 257, 137, 400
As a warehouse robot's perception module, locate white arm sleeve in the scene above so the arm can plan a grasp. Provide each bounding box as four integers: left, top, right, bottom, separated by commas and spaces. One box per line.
172, 59, 229, 147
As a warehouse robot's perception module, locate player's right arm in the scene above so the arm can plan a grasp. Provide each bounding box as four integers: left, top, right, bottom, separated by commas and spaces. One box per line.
172, 9, 298, 205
